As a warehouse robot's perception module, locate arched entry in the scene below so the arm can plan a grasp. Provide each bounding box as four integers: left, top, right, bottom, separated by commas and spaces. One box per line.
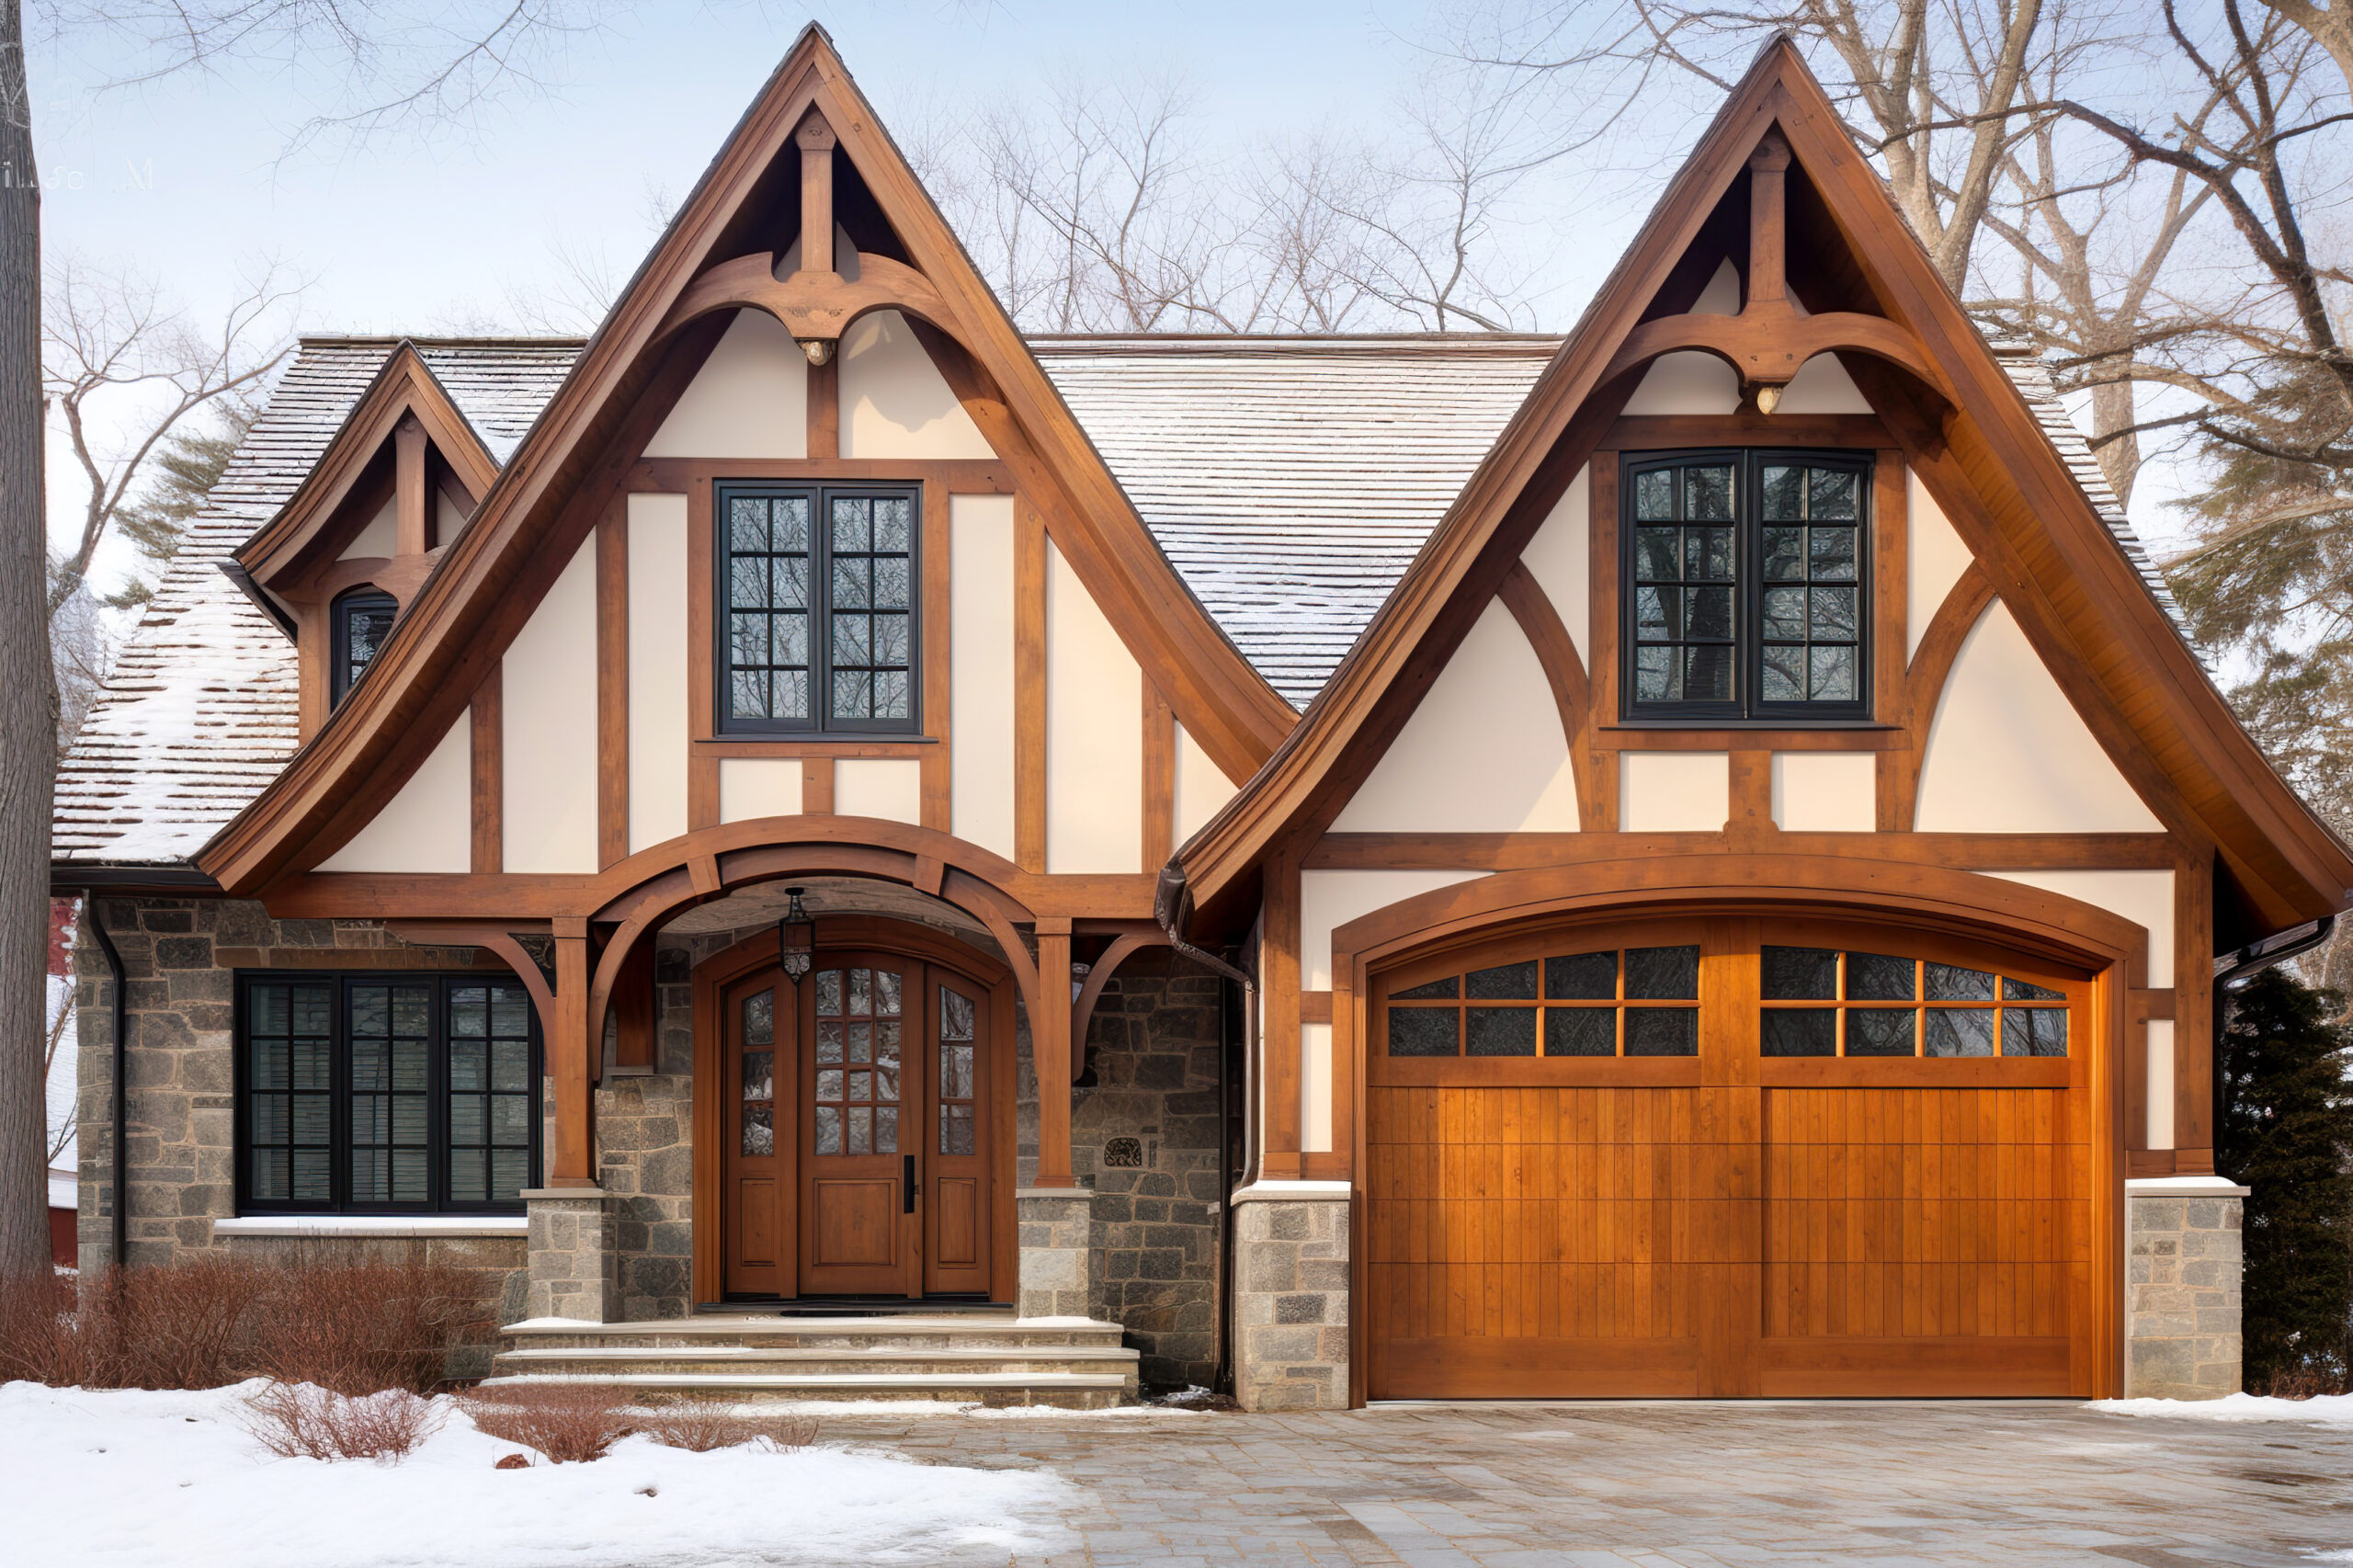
692, 915, 1016, 1303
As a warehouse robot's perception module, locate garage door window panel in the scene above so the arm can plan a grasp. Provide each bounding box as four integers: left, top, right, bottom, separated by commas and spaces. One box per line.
1757, 942, 2070, 1059
1381, 939, 1699, 1060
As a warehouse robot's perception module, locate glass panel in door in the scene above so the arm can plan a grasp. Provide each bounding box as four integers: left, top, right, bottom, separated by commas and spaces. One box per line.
801, 961, 915, 1295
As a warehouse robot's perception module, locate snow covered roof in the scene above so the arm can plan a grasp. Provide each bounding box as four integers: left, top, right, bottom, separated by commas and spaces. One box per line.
51, 330, 2178, 869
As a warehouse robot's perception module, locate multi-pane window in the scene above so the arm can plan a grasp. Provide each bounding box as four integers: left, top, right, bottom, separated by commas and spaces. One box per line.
238, 973, 540, 1213
330, 587, 399, 706
1384, 944, 1703, 1058
812, 965, 904, 1155
720, 483, 918, 733
1623, 450, 1870, 721
1759, 945, 2070, 1058
938, 987, 977, 1155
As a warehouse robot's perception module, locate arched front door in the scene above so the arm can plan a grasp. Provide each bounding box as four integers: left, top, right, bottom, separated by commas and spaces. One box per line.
704, 920, 1006, 1302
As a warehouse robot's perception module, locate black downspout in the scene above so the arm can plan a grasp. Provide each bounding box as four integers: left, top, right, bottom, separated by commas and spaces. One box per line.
1156, 859, 1256, 1399
2209, 915, 2335, 1178
84, 894, 129, 1271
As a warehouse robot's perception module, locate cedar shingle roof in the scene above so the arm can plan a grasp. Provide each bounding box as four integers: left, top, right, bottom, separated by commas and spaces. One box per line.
51, 330, 2180, 868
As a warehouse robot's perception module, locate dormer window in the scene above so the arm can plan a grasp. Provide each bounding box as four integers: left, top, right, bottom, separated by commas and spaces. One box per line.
718, 482, 919, 734
331, 587, 399, 707
1622, 449, 1870, 722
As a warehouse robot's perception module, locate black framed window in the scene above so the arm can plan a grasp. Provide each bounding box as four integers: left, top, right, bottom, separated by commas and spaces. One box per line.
237, 972, 540, 1214
1622, 449, 1870, 722
330, 587, 400, 707
719, 483, 919, 734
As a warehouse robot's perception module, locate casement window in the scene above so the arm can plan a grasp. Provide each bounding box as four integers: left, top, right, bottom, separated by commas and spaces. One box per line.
1621, 449, 1871, 721
718, 483, 920, 734
236, 973, 540, 1214
330, 587, 400, 707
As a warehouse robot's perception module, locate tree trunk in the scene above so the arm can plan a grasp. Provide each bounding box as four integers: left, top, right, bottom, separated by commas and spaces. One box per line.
0, 0, 56, 1279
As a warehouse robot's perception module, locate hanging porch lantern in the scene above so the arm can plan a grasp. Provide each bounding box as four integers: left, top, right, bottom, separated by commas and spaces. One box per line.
777, 887, 815, 979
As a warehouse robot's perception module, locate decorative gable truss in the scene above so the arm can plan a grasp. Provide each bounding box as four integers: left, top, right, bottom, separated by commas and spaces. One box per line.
230, 344, 501, 739
1165, 37, 2353, 1189
198, 24, 1294, 903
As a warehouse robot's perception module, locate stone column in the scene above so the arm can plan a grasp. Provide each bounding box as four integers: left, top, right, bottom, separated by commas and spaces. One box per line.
1017, 1187, 1099, 1321
520, 1187, 620, 1323
1232, 1181, 1350, 1411
2125, 1175, 2246, 1399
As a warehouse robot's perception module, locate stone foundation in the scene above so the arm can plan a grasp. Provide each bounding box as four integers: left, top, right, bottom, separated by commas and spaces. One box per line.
1017, 1188, 1098, 1320
1232, 1183, 1350, 1411
523, 1187, 620, 1322
2125, 1176, 2246, 1399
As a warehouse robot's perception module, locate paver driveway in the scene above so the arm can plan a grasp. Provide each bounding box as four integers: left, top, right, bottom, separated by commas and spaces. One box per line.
824, 1400, 2353, 1566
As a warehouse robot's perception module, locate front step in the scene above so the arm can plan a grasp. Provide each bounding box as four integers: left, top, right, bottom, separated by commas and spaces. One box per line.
488, 1315, 1139, 1408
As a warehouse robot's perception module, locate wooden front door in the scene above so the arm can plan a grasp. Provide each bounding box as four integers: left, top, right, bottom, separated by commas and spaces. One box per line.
1363, 915, 2097, 1400
716, 938, 999, 1301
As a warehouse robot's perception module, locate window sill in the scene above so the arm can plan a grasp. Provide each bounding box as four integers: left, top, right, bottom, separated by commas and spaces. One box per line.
213, 1215, 528, 1239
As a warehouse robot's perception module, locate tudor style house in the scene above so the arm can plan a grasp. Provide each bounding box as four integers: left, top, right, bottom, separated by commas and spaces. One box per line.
54, 28, 2351, 1409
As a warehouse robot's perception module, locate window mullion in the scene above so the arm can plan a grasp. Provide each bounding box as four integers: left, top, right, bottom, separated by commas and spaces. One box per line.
815, 485, 835, 734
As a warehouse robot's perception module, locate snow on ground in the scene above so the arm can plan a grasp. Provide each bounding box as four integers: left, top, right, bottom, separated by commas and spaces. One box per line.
2094, 1392, 2353, 1424
1, 1381, 1080, 1567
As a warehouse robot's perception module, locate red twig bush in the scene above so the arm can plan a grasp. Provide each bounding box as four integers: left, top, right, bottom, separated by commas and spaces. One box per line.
634, 1399, 817, 1452
0, 1260, 267, 1389
460, 1383, 636, 1463
247, 1254, 485, 1394
243, 1382, 444, 1463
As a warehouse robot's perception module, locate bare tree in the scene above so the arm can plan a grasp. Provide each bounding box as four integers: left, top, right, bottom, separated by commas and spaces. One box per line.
2, 0, 624, 1280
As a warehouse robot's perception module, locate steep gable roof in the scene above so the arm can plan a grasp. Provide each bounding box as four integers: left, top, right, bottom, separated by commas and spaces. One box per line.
1171, 36, 2353, 941
190, 25, 1297, 893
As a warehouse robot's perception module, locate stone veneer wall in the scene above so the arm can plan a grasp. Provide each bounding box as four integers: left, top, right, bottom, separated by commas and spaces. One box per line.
1015, 948, 1233, 1392
1232, 1189, 1350, 1411
2125, 1178, 2246, 1399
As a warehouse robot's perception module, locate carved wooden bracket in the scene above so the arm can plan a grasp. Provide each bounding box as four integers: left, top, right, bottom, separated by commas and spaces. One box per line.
1070, 928, 1174, 1083
1599, 127, 1953, 407
654, 250, 956, 360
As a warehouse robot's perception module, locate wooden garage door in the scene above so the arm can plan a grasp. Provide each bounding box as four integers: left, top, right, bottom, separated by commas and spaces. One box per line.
1363, 916, 2096, 1399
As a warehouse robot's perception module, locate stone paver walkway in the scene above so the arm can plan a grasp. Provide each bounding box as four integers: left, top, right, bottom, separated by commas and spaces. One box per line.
818, 1401, 2353, 1566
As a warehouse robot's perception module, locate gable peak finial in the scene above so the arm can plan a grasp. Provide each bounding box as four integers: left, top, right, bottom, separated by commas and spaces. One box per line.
1749, 128, 1791, 174
795, 108, 837, 153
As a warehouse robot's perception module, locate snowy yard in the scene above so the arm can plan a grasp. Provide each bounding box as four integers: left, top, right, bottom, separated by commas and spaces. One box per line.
1, 1381, 1080, 1567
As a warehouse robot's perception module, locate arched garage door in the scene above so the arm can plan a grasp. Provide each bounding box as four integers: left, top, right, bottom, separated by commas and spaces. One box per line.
1363, 915, 2101, 1399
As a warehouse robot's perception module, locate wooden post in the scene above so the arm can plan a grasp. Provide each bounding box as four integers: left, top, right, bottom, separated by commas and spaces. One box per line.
393, 414, 429, 559
1033, 917, 1075, 1187
549, 918, 597, 1187
797, 109, 836, 274
1746, 131, 1790, 311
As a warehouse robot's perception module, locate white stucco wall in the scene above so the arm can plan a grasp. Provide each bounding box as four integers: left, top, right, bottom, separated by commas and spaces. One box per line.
1772, 352, 1872, 414
316, 717, 471, 873
949, 494, 1017, 861
719, 757, 802, 823
1518, 465, 1591, 666
627, 494, 689, 854
1045, 540, 1142, 873
500, 536, 600, 872
1299, 869, 1487, 991
1771, 751, 1875, 832
436, 488, 468, 549
835, 758, 922, 825
1915, 603, 2164, 833
1907, 471, 1975, 659
1302, 1021, 1334, 1153
340, 496, 396, 562
1620, 751, 1730, 832
1621, 351, 1741, 415
1692, 258, 1741, 314
1331, 599, 1580, 833
642, 309, 809, 460
1173, 722, 1238, 846
839, 310, 994, 460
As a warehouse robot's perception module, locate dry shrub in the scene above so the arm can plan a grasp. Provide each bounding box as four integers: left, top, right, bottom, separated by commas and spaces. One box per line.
244, 1382, 444, 1463
2254, 1365, 2349, 1399
0, 1260, 267, 1390
460, 1382, 635, 1463
633, 1399, 817, 1453
248, 1253, 486, 1394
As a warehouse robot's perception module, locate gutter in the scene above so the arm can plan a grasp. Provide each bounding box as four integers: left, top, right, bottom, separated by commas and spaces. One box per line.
82, 893, 129, 1271
2211, 915, 2335, 1179
1154, 858, 1257, 1398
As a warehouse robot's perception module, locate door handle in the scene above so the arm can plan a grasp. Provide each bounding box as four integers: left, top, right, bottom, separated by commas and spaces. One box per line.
903, 1153, 917, 1213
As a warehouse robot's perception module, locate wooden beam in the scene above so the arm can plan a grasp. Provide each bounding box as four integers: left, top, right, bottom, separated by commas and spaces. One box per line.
2174, 849, 2217, 1170
1262, 836, 1303, 1179
1746, 130, 1790, 309
1302, 831, 2182, 870
1033, 918, 1075, 1187
1014, 501, 1047, 873
921, 480, 952, 831
612, 936, 657, 1074
393, 415, 429, 561
807, 356, 839, 460
470, 667, 502, 874
597, 504, 630, 869
1142, 684, 1175, 869
796, 108, 836, 275
802, 757, 835, 815
548, 919, 597, 1186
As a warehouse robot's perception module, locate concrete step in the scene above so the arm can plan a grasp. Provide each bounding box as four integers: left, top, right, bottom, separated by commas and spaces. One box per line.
475, 1369, 1133, 1409
491, 1315, 1140, 1407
